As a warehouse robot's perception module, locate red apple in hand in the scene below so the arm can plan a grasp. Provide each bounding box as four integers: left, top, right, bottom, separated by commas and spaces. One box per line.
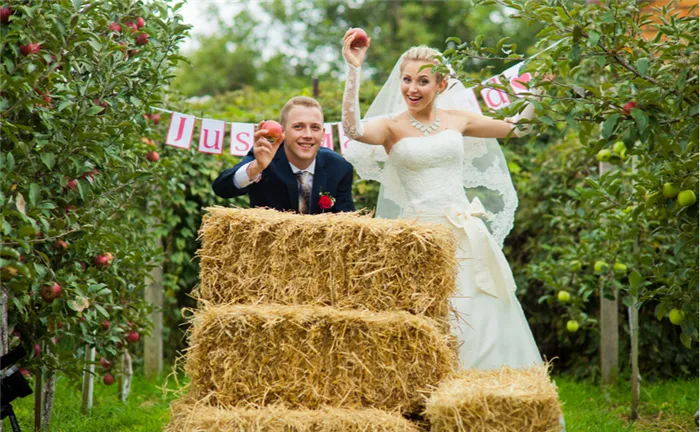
41, 282, 62, 303
146, 151, 159, 162
349, 28, 369, 49
1, 7, 12, 24
103, 373, 115, 386
126, 331, 140, 343
623, 101, 638, 115
135, 33, 149, 46
261, 120, 283, 143
135, 17, 145, 28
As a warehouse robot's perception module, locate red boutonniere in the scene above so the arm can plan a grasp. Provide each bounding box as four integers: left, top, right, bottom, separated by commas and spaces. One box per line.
318, 190, 336, 211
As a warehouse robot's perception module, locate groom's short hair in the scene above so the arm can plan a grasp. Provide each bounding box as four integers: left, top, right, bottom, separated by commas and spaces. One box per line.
280, 96, 324, 126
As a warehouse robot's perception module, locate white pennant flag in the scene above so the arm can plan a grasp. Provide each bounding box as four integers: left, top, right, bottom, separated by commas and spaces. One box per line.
322, 123, 335, 151
165, 112, 196, 149
198, 118, 226, 155
337, 124, 351, 154
230, 122, 255, 157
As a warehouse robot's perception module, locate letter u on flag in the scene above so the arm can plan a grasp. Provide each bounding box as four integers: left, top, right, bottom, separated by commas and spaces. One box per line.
166, 112, 196, 149
198, 118, 226, 155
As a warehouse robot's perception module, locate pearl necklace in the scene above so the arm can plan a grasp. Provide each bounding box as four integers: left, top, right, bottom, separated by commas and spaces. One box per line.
408, 111, 440, 136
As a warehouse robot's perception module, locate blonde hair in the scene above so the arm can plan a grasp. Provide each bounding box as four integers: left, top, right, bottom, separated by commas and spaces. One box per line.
400, 46, 445, 82
280, 96, 324, 126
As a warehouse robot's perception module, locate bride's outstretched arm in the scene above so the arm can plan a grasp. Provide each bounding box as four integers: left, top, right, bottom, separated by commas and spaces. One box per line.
462, 89, 541, 139
341, 29, 389, 146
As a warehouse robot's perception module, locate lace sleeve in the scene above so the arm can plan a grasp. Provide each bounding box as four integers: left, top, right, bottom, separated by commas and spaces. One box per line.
342, 64, 364, 139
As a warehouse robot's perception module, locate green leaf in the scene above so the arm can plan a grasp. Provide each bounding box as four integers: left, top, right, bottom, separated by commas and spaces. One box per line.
40, 153, 55, 170
629, 271, 643, 290
636, 58, 649, 76
588, 30, 600, 47
57, 100, 74, 112
28, 183, 40, 206
18, 225, 35, 238
94, 304, 110, 318
630, 108, 648, 132
601, 113, 620, 139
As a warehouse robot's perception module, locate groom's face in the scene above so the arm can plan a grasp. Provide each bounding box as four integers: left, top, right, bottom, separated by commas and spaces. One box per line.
283, 105, 324, 169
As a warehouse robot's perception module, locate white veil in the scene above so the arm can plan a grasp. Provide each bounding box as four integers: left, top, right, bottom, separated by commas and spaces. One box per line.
343, 54, 518, 247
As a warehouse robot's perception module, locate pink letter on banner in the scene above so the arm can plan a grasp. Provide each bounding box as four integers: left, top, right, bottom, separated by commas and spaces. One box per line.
502, 62, 532, 96
337, 124, 351, 155
481, 77, 511, 110
198, 118, 226, 155
165, 112, 196, 149
230, 122, 255, 157
321, 123, 335, 151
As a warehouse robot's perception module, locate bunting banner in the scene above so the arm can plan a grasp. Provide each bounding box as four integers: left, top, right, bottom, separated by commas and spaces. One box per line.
159, 52, 552, 156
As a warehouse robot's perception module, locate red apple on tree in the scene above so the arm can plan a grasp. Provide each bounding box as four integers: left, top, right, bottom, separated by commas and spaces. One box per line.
135, 33, 149, 46
149, 113, 160, 124
146, 151, 159, 162
40, 282, 62, 303
135, 17, 145, 28
103, 373, 115, 386
19, 368, 31, 378
65, 178, 78, 190
1, 7, 11, 24
20, 42, 41, 56
33, 344, 40, 358
623, 101, 638, 115
100, 357, 113, 369
124, 21, 138, 32
101, 320, 111, 331
94, 253, 112, 268
349, 28, 369, 49
126, 331, 140, 343
108, 22, 121, 33
53, 240, 68, 251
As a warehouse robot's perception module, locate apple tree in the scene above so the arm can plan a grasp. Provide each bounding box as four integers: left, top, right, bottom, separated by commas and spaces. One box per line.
0, 0, 189, 426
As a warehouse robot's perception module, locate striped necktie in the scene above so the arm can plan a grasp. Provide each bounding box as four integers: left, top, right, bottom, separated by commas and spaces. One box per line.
295, 171, 312, 214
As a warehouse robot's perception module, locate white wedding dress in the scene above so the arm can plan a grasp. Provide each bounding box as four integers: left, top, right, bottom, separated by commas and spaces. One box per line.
390, 129, 542, 370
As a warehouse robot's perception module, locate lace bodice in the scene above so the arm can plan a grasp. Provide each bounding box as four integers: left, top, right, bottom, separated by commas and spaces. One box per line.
389, 130, 470, 214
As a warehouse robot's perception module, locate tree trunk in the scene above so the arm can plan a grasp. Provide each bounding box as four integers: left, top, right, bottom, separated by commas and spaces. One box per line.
81, 346, 95, 414
40, 360, 56, 432
144, 237, 164, 380
119, 349, 132, 403
33, 368, 42, 432
0, 290, 7, 432
599, 161, 619, 386
629, 304, 640, 419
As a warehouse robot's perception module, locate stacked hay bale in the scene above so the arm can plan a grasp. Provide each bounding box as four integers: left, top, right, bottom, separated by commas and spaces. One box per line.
167, 207, 460, 431
424, 366, 564, 432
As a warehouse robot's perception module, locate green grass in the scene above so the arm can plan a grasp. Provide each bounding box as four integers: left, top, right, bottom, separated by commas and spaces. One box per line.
3, 373, 697, 431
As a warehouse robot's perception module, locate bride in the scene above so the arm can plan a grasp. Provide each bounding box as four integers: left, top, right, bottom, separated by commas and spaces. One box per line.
341, 30, 542, 370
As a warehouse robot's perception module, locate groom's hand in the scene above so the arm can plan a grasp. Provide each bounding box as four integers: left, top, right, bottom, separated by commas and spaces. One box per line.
342, 28, 370, 68
249, 121, 285, 177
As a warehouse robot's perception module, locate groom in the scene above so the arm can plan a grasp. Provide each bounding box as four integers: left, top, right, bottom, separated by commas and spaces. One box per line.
212, 96, 355, 214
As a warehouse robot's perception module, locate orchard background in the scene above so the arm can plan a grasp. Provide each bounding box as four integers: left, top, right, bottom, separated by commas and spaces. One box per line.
1, 0, 697, 431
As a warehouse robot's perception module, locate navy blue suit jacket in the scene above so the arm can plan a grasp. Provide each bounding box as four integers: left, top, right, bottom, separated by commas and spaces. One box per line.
212, 144, 355, 214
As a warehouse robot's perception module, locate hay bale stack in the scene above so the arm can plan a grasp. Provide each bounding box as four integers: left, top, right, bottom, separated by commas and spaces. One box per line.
185, 304, 457, 413
424, 366, 563, 432
195, 207, 456, 318
166, 398, 421, 432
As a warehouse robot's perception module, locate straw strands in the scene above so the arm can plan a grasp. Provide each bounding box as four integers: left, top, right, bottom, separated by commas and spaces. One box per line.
166, 398, 421, 432
424, 366, 563, 432
195, 207, 457, 318
185, 304, 458, 413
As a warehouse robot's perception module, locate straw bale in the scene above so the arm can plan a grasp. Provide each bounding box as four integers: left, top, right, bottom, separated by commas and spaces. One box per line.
195, 207, 456, 318
185, 304, 457, 413
424, 366, 563, 432
165, 397, 421, 432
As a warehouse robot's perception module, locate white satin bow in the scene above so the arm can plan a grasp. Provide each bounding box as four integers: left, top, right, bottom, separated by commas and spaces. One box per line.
445, 198, 517, 302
